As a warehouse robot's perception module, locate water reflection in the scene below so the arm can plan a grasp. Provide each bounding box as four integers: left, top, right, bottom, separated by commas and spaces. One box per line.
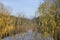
2, 30, 53, 40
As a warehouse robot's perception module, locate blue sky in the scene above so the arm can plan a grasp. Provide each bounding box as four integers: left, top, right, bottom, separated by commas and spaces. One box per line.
0, 0, 43, 18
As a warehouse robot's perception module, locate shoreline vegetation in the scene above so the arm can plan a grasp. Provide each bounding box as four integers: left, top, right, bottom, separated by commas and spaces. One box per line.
0, 0, 60, 40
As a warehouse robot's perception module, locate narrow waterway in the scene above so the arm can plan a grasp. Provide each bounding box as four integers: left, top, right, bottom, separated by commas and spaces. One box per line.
2, 30, 53, 40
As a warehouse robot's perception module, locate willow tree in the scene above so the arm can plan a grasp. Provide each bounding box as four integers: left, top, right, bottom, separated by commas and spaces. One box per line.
37, 0, 60, 40
0, 3, 15, 38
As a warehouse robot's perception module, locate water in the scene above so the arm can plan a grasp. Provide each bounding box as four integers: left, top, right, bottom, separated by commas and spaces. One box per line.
2, 30, 53, 40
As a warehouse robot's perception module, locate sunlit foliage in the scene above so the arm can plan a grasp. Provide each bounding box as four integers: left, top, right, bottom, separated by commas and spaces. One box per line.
38, 0, 60, 40
0, 3, 37, 39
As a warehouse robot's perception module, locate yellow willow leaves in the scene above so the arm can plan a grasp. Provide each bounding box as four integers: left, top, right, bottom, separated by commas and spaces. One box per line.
38, 0, 60, 40
5, 25, 14, 32
0, 13, 15, 37
43, 32, 49, 38
48, 9, 56, 13
38, 12, 56, 38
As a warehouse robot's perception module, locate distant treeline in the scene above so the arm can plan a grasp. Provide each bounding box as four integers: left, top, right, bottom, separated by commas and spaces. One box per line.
0, 0, 60, 40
